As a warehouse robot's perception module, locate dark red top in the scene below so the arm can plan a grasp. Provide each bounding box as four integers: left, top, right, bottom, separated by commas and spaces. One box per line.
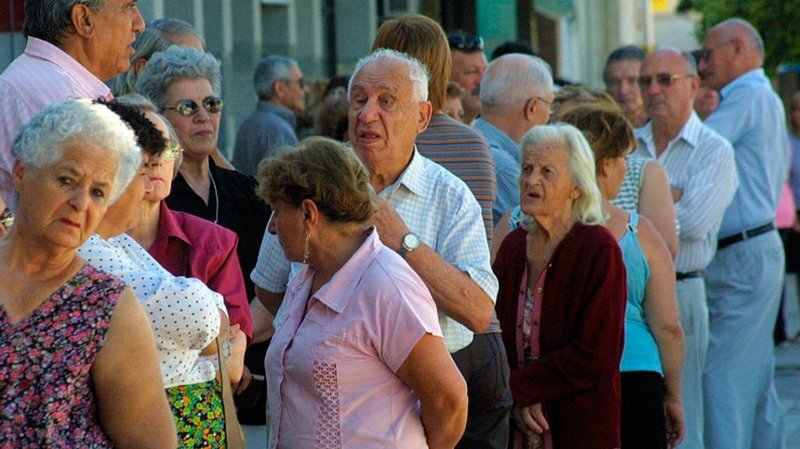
493, 224, 627, 449
149, 201, 254, 343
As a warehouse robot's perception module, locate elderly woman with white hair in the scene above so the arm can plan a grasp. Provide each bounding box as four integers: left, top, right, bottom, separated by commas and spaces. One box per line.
0, 100, 176, 448
135, 45, 270, 306
493, 123, 627, 449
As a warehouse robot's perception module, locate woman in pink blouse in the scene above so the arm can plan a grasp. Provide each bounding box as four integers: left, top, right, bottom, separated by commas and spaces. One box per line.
258, 137, 467, 449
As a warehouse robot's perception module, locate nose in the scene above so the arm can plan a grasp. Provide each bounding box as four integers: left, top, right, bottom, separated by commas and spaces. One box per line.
267, 211, 277, 235
358, 98, 379, 123
193, 105, 210, 122
698, 58, 708, 74
131, 6, 145, 32
69, 187, 92, 211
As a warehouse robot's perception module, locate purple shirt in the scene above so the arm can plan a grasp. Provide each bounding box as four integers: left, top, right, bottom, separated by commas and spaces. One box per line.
265, 228, 442, 449
148, 201, 254, 343
0, 37, 111, 206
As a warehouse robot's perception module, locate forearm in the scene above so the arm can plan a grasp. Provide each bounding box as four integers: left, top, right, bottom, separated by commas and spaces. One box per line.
652, 324, 685, 401
405, 244, 494, 332
256, 285, 285, 317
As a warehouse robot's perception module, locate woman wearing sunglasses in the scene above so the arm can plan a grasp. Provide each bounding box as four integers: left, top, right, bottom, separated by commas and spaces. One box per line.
135, 46, 271, 308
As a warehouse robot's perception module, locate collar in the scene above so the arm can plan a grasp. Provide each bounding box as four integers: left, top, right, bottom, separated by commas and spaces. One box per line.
385, 146, 427, 199
157, 201, 192, 246
288, 227, 382, 314
474, 118, 520, 162
636, 111, 703, 157
719, 68, 766, 100
258, 100, 297, 127
25, 37, 111, 99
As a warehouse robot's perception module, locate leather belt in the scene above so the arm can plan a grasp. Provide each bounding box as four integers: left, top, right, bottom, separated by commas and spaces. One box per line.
717, 223, 775, 250
676, 270, 704, 281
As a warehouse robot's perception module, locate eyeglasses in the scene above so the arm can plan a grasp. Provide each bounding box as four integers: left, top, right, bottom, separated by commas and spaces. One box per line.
0, 207, 14, 230
163, 96, 224, 117
283, 77, 306, 89
160, 142, 183, 161
693, 40, 734, 62
637, 73, 694, 88
448, 34, 484, 51
535, 96, 559, 115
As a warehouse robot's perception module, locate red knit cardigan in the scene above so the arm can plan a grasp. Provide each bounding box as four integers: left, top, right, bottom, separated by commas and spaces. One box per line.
493, 224, 627, 449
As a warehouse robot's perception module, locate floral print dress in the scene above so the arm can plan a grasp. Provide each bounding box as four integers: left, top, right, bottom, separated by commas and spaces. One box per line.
0, 264, 123, 448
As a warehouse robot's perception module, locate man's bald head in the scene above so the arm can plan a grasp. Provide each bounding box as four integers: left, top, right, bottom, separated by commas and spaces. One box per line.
699, 18, 764, 90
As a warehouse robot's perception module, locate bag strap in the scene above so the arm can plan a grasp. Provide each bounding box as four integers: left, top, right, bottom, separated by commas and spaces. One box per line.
217, 335, 246, 449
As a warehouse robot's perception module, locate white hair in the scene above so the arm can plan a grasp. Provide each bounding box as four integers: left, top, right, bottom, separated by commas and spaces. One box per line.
480, 54, 553, 108
348, 48, 430, 103
519, 123, 605, 226
12, 99, 142, 203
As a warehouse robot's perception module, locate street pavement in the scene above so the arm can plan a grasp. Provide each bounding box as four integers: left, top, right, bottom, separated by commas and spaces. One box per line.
778, 342, 800, 448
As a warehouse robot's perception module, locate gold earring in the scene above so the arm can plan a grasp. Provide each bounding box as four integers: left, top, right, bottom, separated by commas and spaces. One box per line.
302, 233, 310, 264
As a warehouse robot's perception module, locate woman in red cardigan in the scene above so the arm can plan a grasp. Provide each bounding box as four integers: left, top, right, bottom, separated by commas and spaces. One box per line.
493, 123, 627, 449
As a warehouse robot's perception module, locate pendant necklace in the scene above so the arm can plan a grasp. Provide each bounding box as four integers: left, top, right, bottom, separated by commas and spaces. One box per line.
209, 172, 220, 224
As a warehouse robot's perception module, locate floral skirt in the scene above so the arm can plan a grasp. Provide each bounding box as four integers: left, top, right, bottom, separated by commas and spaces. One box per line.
166, 380, 226, 448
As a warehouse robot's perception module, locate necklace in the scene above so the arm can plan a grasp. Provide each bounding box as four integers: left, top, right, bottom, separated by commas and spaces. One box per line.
209, 171, 219, 224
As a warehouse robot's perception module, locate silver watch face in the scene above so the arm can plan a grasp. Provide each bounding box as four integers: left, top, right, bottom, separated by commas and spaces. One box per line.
403, 233, 420, 250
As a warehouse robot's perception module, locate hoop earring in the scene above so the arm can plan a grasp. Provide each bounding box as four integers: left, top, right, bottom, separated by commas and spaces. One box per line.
303, 233, 310, 264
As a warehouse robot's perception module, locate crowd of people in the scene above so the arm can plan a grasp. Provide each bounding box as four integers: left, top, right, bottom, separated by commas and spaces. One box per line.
0, 2, 794, 449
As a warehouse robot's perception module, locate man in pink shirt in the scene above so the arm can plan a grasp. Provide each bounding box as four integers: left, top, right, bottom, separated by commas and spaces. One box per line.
0, 0, 145, 207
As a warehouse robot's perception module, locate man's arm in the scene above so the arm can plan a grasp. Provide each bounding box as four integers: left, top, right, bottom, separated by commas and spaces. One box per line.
369, 197, 495, 332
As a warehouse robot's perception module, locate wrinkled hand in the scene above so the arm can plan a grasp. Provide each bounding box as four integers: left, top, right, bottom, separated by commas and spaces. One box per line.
234, 365, 252, 395
227, 324, 247, 385
664, 398, 685, 448
512, 404, 548, 449
365, 197, 410, 251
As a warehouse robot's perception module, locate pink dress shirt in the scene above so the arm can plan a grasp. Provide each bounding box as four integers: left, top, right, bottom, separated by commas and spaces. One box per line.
265, 228, 442, 449
0, 37, 111, 206
148, 201, 254, 343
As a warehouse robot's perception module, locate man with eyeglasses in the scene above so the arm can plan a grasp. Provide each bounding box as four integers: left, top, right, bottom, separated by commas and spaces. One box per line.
604, 45, 649, 128
474, 54, 555, 224
448, 31, 487, 124
233, 55, 308, 177
694, 18, 789, 449
0, 0, 145, 210
634, 48, 738, 449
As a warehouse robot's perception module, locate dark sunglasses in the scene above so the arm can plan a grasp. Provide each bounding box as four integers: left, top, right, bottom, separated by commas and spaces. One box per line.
163, 96, 224, 117
637, 73, 694, 88
692, 40, 734, 63
448, 34, 484, 51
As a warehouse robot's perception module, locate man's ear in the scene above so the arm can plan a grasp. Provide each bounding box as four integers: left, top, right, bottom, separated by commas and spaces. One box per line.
70, 3, 96, 38
523, 97, 537, 122
416, 101, 433, 134
11, 160, 25, 190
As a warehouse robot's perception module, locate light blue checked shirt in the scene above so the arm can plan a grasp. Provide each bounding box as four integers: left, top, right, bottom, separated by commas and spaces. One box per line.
635, 112, 738, 271
474, 118, 521, 224
252, 147, 498, 353
703, 68, 788, 238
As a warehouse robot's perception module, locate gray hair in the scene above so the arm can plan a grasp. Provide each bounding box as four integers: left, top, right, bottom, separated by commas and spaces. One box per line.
519, 123, 605, 226
254, 55, 297, 100
135, 46, 222, 110
348, 49, 429, 103
23, 0, 105, 45
110, 28, 171, 96
480, 54, 553, 109
11, 99, 141, 203
150, 18, 205, 48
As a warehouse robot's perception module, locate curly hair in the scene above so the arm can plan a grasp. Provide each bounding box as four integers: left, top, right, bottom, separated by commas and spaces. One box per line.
256, 137, 375, 223
99, 99, 166, 158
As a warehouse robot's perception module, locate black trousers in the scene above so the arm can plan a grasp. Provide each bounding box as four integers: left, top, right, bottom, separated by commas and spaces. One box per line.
451, 332, 513, 449
620, 371, 666, 449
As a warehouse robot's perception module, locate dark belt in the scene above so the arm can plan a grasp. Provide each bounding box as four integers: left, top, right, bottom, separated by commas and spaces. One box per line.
717, 223, 775, 250
676, 270, 704, 281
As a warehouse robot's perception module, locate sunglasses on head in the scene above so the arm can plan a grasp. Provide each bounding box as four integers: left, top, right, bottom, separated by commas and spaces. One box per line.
0, 207, 14, 230
637, 73, 693, 88
448, 34, 484, 51
159, 141, 183, 161
163, 96, 224, 117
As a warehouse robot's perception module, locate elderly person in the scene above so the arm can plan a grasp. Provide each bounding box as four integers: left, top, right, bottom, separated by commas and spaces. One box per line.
261, 136, 467, 448
370, 16, 509, 447
136, 45, 270, 304
0, 0, 145, 207
0, 100, 175, 447
118, 93, 253, 346
562, 105, 685, 449
232, 55, 307, 177
493, 123, 626, 449
77, 100, 239, 448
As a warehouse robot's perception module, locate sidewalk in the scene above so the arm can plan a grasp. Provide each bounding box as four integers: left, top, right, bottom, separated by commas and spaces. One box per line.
778, 342, 800, 448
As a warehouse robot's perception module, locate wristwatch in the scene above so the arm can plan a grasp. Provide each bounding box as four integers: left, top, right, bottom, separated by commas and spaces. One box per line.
397, 232, 420, 258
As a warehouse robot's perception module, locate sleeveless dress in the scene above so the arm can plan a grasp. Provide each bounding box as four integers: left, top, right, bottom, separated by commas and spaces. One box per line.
0, 264, 124, 448
610, 155, 648, 213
